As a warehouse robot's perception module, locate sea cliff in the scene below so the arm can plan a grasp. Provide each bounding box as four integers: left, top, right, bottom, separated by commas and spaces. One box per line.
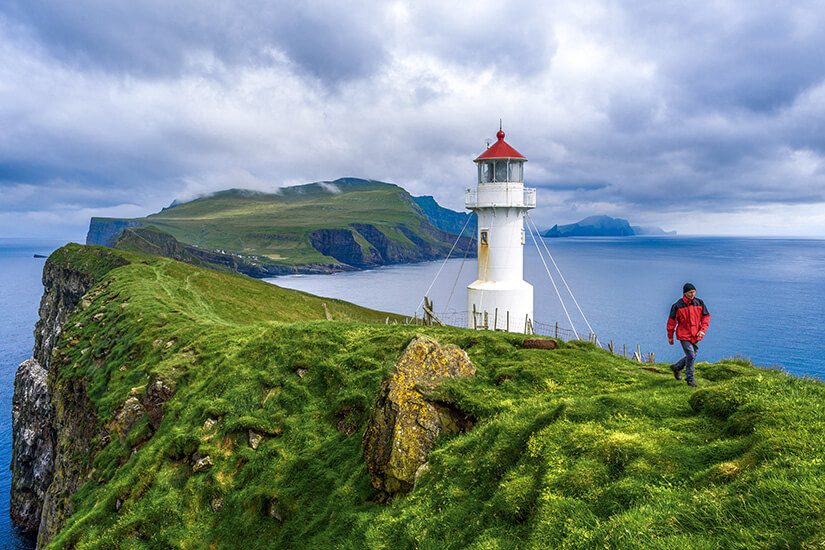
11, 246, 131, 540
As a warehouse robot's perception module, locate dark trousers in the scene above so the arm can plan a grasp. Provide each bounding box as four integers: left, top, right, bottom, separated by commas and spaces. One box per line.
673, 340, 698, 383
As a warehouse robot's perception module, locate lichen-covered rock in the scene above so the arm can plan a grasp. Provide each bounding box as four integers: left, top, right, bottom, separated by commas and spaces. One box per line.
38, 372, 106, 548
193, 456, 214, 473
111, 397, 146, 443
143, 378, 175, 430
248, 430, 262, 450
9, 358, 54, 533
267, 500, 283, 521
362, 335, 475, 498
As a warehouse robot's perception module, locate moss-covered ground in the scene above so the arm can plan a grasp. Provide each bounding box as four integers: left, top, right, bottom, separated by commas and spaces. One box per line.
45, 245, 825, 549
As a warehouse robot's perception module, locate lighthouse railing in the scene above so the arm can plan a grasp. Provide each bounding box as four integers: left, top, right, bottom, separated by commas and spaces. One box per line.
465, 186, 536, 208
523, 188, 536, 208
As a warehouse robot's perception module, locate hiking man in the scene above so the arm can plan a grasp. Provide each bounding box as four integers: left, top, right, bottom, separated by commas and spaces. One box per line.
667, 283, 710, 387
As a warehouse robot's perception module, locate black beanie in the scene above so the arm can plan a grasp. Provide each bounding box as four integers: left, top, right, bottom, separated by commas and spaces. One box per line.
683, 283, 696, 293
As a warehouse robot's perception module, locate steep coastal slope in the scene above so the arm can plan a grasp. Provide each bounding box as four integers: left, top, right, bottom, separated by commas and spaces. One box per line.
87, 179, 476, 276
11, 245, 825, 548
10, 244, 403, 547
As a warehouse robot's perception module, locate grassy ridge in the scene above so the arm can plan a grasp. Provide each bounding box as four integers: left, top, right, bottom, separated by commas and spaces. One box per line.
46, 246, 825, 549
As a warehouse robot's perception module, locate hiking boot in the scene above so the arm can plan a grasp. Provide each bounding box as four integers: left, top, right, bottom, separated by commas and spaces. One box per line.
686, 380, 697, 388
670, 364, 682, 380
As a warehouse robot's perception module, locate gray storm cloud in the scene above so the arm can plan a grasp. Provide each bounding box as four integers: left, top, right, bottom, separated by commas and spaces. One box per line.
1, 0, 825, 238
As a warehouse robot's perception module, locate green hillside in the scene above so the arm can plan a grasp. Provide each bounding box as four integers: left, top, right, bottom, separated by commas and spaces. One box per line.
42, 245, 825, 549
87, 179, 475, 273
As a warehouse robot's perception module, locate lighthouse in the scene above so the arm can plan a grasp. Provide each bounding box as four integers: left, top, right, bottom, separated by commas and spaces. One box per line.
466, 127, 536, 332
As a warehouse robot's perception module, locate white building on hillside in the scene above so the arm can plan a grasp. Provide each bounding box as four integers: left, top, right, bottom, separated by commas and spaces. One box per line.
466, 128, 536, 333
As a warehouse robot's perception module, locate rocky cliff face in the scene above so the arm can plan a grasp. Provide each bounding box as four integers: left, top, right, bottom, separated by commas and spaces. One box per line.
117, 226, 354, 277
411, 195, 474, 236
85, 218, 142, 247
36, 366, 103, 547
9, 358, 54, 533
309, 228, 380, 268
10, 248, 128, 542
33, 261, 105, 370
308, 223, 476, 271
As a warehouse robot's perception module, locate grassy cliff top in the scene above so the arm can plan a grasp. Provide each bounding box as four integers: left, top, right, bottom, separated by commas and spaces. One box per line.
96, 178, 444, 265
45, 245, 825, 549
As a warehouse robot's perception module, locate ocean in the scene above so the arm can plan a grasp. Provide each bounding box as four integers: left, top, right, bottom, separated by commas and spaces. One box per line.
0, 235, 823, 547
0, 239, 60, 549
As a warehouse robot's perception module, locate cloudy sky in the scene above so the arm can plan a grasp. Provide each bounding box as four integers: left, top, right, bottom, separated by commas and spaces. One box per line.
2, 0, 825, 239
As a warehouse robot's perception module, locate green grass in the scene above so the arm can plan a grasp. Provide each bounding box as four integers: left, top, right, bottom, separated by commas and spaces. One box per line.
45, 245, 825, 549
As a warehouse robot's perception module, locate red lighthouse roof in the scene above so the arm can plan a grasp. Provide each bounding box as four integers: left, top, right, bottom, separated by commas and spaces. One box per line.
474, 128, 527, 162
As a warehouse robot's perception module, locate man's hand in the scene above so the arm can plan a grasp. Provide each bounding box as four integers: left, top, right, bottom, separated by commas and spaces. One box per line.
668, 337, 674, 345
697, 330, 705, 339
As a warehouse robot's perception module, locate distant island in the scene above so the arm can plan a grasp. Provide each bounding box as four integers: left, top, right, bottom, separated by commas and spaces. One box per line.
542, 215, 676, 238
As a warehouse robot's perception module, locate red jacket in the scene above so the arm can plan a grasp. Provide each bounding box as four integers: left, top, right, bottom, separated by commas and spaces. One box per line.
667, 296, 710, 343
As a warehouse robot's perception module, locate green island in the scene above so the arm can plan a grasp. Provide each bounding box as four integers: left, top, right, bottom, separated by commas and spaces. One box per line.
29, 245, 825, 548
86, 179, 474, 276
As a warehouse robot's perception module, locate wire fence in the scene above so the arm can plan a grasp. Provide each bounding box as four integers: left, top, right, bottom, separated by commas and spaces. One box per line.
398, 308, 659, 364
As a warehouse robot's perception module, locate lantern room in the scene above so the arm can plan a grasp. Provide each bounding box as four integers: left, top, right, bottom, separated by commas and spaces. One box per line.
475, 129, 526, 183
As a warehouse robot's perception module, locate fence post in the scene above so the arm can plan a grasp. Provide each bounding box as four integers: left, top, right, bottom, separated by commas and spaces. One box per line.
524, 314, 529, 335
494, 308, 498, 331
555, 322, 559, 339
609, 340, 614, 353
649, 352, 655, 364
623, 344, 626, 357
473, 304, 477, 330
506, 311, 510, 332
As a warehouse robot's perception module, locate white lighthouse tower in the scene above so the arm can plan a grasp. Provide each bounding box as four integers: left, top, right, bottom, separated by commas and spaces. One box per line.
466, 127, 536, 332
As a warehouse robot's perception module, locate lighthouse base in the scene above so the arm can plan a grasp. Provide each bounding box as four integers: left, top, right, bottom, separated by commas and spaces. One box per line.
467, 280, 533, 333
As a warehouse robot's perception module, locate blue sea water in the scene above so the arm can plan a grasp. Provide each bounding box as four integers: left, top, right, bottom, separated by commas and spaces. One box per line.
0, 239, 60, 549
0, 236, 823, 547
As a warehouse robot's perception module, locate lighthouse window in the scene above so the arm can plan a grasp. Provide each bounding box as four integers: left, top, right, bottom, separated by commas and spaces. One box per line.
480, 230, 489, 245
495, 160, 508, 182
509, 161, 523, 182
480, 161, 494, 183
